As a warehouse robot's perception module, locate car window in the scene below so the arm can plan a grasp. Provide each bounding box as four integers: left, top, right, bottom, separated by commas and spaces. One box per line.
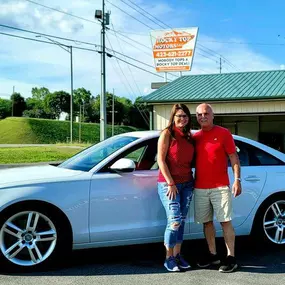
100, 138, 158, 172
58, 136, 138, 171
125, 146, 146, 163
235, 141, 250, 167
248, 146, 284, 166
234, 140, 284, 167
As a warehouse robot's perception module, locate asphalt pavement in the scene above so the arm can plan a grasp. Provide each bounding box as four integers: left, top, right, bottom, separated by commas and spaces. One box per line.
0, 237, 284, 285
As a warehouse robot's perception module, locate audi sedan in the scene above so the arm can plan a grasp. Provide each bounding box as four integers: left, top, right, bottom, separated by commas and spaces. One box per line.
0, 130, 284, 271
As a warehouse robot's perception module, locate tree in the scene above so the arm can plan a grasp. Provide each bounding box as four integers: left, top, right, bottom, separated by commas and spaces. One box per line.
10, 92, 26, 117
73, 88, 92, 122
24, 87, 51, 118
106, 92, 125, 125
0, 98, 11, 119
117, 96, 132, 125
130, 96, 150, 129
44, 91, 70, 119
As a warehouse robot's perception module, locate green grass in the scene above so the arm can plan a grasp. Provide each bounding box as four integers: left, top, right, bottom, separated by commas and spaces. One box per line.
0, 117, 144, 144
0, 147, 82, 164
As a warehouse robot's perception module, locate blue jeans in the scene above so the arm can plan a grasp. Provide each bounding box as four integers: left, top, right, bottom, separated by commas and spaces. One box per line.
158, 181, 193, 249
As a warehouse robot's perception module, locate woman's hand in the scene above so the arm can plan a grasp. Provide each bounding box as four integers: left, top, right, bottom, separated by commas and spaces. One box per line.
166, 185, 179, 200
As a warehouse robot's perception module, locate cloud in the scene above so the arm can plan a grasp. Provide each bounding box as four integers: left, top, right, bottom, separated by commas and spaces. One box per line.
0, 0, 282, 101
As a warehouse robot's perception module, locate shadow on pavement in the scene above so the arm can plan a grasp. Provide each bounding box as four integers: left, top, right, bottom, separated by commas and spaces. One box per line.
2, 236, 285, 276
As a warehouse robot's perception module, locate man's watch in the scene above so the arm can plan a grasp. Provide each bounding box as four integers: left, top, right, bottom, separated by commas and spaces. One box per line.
235, 178, 241, 182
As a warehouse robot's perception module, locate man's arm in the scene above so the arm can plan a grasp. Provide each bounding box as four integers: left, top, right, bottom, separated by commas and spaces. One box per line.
228, 152, 242, 197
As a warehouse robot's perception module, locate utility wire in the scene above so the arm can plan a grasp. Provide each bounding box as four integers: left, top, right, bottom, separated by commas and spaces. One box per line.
106, 0, 154, 30
0, 24, 161, 74
124, 0, 172, 29
23, 0, 100, 26
118, 0, 166, 29
106, 34, 150, 126
110, 24, 150, 123
0, 31, 165, 79
107, 0, 240, 72
0, 24, 100, 47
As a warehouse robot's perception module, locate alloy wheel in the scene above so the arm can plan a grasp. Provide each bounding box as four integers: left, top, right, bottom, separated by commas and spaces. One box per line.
0, 211, 57, 267
263, 200, 285, 244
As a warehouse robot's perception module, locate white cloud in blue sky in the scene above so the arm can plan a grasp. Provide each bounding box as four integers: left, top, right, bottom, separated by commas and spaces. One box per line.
0, 0, 284, 101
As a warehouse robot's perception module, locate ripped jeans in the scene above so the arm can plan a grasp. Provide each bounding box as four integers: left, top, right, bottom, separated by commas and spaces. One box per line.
158, 181, 193, 249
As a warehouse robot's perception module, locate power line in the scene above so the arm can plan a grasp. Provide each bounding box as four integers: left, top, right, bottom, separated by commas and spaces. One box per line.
23, 0, 100, 26
110, 24, 150, 123
117, 0, 166, 29
0, 24, 100, 48
0, 31, 70, 47
0, 30, 165, 79
106, 34, 150, 125
0, 24, 161, 75
199, 40, 285, 46
106, 0, 154, 30
106, 1, 241, 72
124, 0, 172, 29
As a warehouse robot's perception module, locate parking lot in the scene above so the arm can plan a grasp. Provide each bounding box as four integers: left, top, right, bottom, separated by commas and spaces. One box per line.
1, 236, 284, 285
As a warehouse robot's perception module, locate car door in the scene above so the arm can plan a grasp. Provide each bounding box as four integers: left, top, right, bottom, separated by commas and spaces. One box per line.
89, 138, 165, 243
190, 139, 268, 234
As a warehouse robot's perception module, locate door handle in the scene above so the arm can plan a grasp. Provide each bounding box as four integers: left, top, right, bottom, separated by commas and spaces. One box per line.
244, 175, 260, 182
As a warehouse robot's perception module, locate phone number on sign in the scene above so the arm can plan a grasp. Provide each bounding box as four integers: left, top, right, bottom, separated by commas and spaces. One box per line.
154, 50, 193, 58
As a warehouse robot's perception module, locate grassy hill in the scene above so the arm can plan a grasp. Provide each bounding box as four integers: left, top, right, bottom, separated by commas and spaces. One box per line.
0, 117, 144, 144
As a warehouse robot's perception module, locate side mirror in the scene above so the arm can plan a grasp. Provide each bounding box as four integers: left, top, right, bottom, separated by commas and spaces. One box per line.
110, 158, 136, 172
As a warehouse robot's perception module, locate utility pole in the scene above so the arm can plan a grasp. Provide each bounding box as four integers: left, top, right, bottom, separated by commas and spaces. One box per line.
112, 88, 115, 136
219, 57, 222, 74
95, 1, 110, 141
11, 85, 15, 117
79, 103, 81, 143
35, 35, 73, 143
70, 46, 73, 143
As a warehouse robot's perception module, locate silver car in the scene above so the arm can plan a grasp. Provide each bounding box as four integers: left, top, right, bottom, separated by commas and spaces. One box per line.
0, 130, 284, 271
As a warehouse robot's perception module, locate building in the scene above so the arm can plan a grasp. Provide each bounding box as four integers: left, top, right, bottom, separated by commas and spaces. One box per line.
143, 70, 285, 151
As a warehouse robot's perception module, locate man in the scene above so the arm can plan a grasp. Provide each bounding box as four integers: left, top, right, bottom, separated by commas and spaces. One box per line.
193, 103, 242, 273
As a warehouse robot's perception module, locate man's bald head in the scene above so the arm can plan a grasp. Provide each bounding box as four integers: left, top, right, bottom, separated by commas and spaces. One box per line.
196, 103, 214, 130
196, 103, 214, 115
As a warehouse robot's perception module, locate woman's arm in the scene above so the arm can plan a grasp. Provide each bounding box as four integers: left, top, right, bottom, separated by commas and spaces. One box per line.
157, 129, 173, 185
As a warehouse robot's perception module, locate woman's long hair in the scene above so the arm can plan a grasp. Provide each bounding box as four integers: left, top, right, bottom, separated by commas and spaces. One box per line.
165, 103, 192, 142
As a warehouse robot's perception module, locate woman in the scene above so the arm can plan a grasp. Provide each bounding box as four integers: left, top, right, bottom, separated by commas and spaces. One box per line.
157, 103, 194, 272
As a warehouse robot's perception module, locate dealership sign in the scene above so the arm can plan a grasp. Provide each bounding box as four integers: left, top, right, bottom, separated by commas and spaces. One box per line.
150, 27, 198, 72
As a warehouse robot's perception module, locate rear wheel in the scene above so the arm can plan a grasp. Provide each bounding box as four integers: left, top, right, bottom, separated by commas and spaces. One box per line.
0, 205, 71, 271
253, 196, 285, 246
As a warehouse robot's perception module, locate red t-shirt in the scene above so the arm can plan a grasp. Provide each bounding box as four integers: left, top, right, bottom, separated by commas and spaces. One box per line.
158, 127, 194, 184
193, 125, 236, 189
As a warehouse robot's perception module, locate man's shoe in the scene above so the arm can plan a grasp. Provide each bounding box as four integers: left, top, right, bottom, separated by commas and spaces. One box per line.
197, 253, 221, 268
219, 256, 238, 273
164, 256, 180, 272
175, 254, 191, 269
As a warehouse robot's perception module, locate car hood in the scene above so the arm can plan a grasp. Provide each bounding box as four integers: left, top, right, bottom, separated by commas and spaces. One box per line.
0, 165, 83, 188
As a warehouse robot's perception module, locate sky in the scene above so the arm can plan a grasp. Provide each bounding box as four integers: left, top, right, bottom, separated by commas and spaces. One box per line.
0, 0, 284, 101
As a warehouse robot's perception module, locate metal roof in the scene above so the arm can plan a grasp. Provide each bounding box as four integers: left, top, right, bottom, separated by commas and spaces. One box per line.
143, 70, 285, 103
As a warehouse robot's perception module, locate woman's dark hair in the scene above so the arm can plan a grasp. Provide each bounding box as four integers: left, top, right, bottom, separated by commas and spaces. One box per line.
165, 103, 192, 142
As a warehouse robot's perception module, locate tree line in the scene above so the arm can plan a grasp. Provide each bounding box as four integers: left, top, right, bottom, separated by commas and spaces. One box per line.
0, 87, 150, 129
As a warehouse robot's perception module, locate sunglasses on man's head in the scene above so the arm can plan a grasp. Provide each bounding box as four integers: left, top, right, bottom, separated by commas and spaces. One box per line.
175, 115, 188, 118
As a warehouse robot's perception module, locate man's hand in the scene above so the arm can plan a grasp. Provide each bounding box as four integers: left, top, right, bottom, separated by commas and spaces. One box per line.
232, 180, 242, 197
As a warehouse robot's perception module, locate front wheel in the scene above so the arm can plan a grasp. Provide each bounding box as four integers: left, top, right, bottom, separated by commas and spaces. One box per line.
253, 197, 285, 246
0, 206, 70, 271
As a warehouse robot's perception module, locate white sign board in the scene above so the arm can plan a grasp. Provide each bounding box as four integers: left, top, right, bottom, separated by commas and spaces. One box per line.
150, 27, 198, 72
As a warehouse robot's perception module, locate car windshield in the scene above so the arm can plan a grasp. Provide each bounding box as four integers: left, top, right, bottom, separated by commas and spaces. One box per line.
58, 135, 138, 171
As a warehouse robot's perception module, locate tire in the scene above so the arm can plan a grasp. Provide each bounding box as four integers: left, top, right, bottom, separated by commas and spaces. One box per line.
252, 195, 285, 247
0, 204, 71, 272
